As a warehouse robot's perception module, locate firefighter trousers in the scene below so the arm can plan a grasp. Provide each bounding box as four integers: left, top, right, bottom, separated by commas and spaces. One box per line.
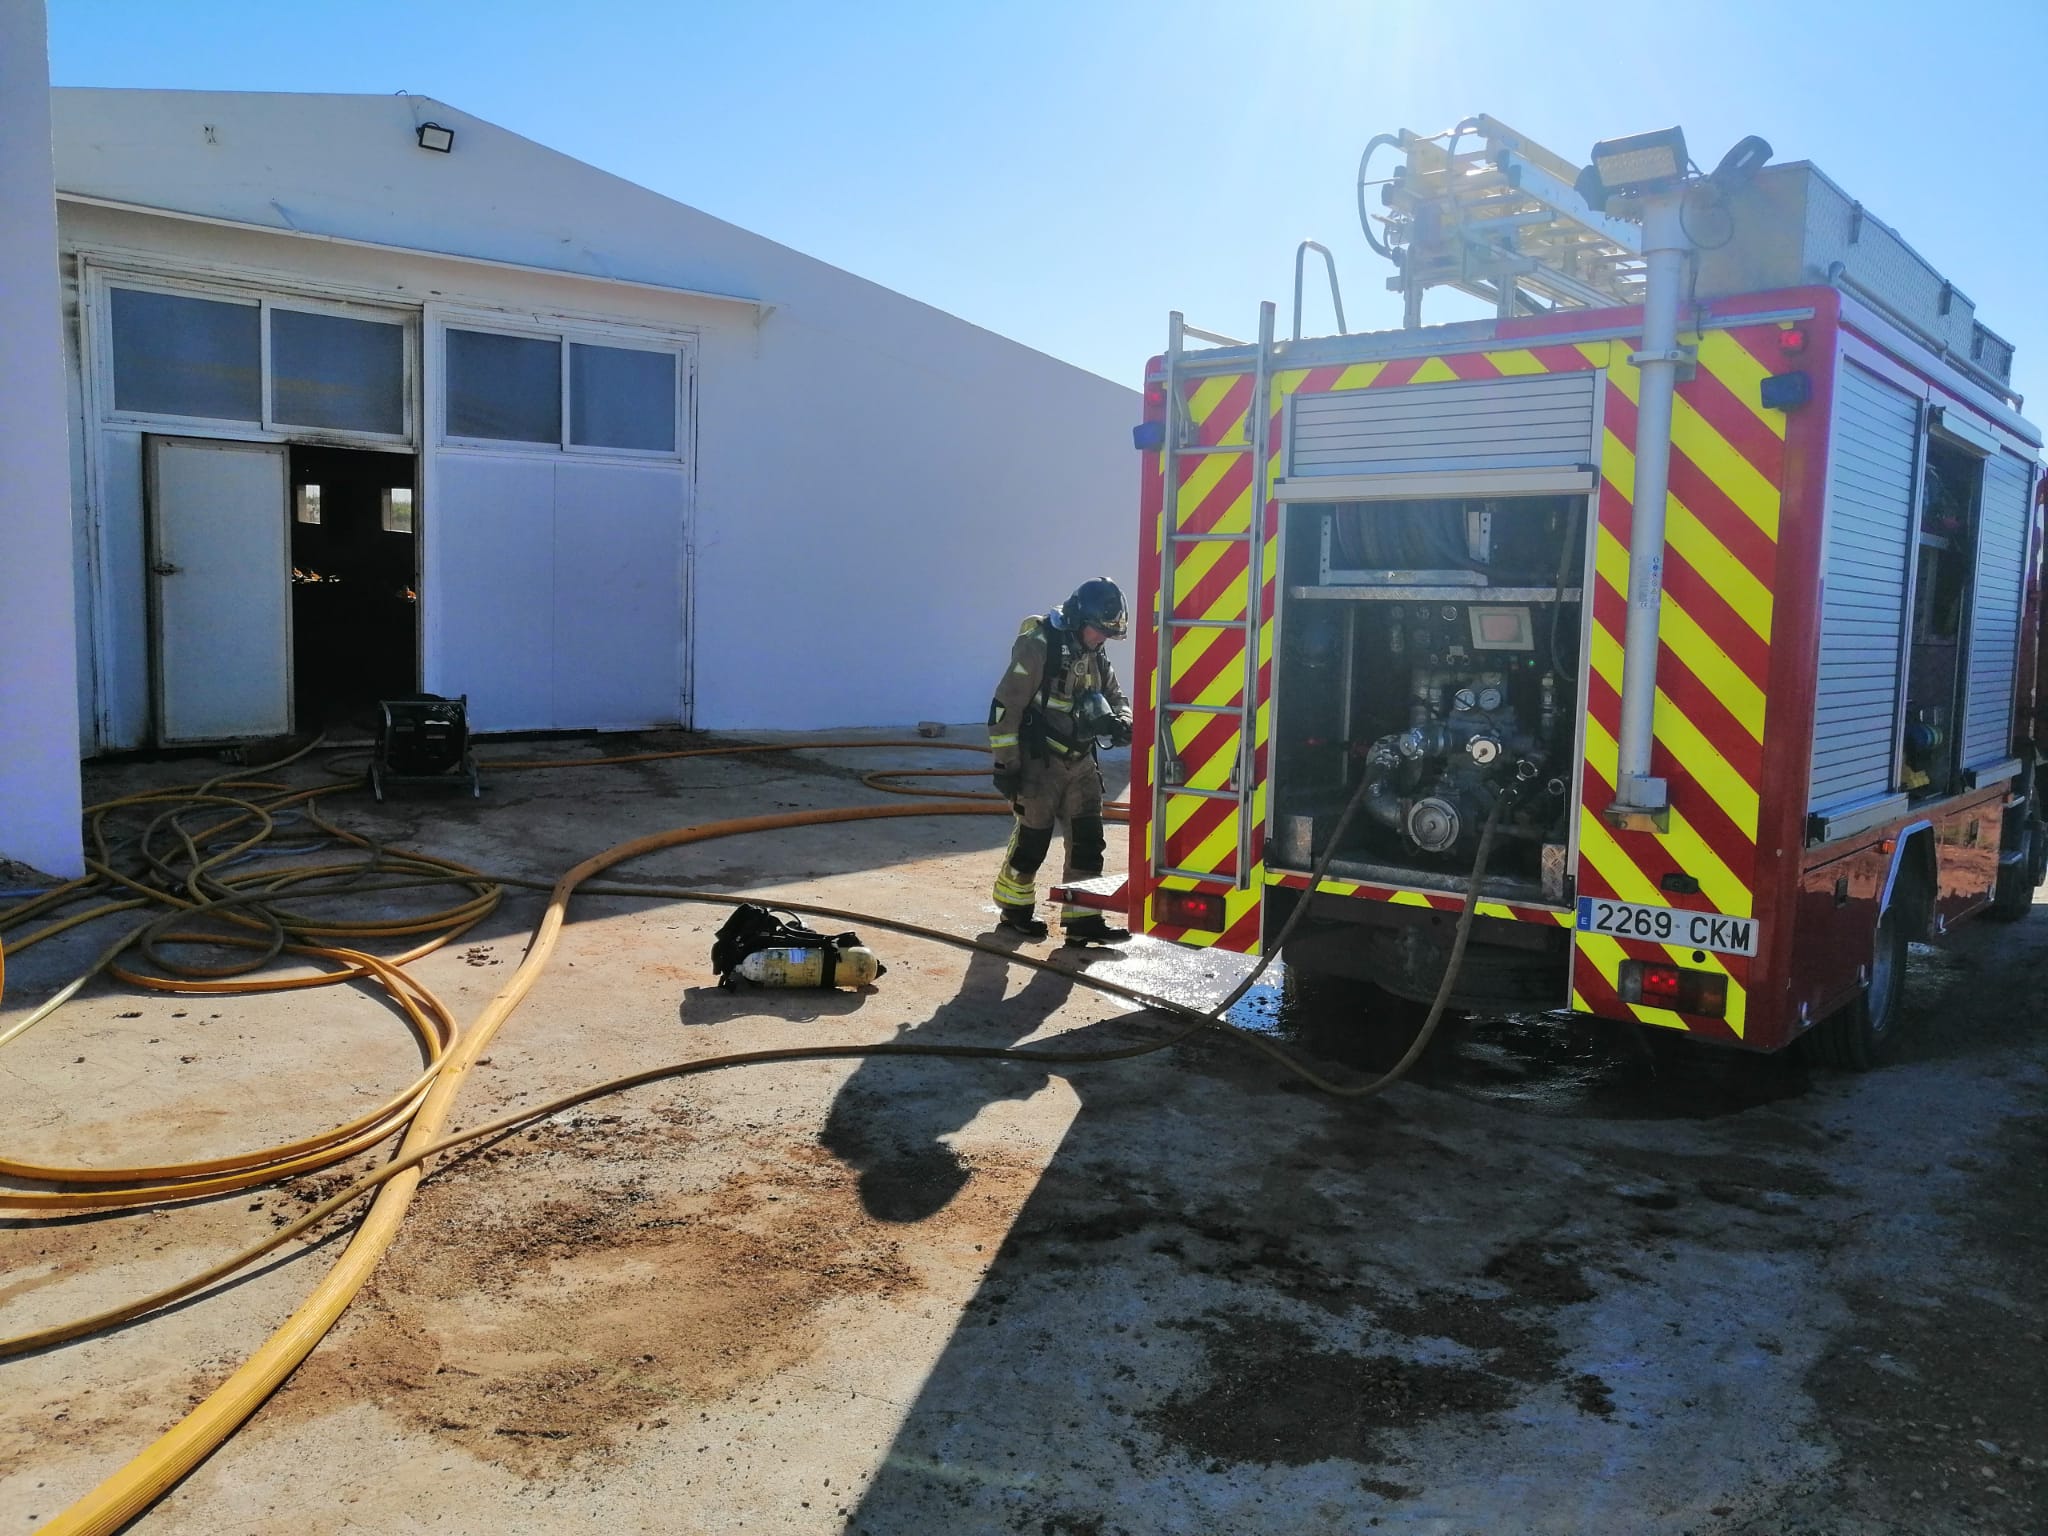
991, 749, 1106, 922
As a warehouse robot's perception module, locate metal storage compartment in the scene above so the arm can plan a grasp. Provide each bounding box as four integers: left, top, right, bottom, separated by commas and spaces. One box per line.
1809, 361, 1918, 817
1694, 162, 2015, 385
1286, 373, 1598, 479
1963, 449, 2037, 771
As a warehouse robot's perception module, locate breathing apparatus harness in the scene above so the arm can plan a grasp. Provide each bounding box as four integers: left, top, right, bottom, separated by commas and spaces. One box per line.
1020, 610, 1126, 762
711, 904, 876, 989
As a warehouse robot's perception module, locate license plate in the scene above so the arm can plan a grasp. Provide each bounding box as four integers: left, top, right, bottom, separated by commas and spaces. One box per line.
1575, 896, 1759, 957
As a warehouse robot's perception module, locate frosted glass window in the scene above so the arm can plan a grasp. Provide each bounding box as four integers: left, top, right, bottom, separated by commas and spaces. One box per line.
110, 287, 260, 421
382, 487, 414, 534
296, 485, 322, 525
570, 343, 676, 452
446, 329, 561, 443
272, 309, 405, 434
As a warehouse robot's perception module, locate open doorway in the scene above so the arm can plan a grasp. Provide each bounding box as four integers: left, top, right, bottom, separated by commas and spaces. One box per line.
1901, 435, 1984, 800
289, 446, 419, 732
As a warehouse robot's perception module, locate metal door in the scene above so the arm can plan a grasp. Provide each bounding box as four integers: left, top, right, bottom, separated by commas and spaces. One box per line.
146, 436, 292, 744
1287, 371, 1598, 479
1809, 364, 1918, 815
1961, 449, 2036, 771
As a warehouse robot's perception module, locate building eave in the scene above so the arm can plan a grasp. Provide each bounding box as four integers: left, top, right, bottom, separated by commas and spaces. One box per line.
56, 191, 770, 315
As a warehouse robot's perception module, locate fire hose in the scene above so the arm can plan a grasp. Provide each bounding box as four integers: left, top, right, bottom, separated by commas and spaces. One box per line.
1, 739, 1500, 1534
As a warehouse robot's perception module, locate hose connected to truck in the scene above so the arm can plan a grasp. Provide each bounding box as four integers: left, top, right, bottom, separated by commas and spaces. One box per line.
0, 736, 1499, 1535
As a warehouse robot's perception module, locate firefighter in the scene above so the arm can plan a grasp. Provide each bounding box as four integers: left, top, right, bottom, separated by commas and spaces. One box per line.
987, 577, 1135, 944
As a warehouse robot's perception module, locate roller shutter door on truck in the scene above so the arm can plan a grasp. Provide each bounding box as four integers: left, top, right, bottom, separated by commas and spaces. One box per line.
1810, 363, 1918, 815
1960, 449, 2036, 772
1287, 372, 1598, 478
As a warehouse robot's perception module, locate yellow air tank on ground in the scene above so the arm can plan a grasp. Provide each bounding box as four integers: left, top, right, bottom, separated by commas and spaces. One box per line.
733, 944, 885, 988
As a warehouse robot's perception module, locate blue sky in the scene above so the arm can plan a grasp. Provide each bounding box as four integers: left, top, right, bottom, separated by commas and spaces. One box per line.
46, 0, 2048, 409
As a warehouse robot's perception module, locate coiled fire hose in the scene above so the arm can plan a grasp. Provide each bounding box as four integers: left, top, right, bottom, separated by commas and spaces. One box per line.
2, 740, 1502, 1535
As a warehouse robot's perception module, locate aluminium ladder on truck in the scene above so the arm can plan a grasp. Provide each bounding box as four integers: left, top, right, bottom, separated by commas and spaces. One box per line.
1149, 303, 1276, 894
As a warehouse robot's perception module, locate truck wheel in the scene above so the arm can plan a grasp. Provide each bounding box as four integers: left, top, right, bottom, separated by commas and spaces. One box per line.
1804, 902, 1908, 1070
1989, 795, 2043, 922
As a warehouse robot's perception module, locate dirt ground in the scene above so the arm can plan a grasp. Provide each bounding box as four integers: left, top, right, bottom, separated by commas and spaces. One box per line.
2, 730, 2043, 1535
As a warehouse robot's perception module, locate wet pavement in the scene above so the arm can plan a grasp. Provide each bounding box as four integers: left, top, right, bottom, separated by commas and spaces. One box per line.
1102, 933, 1813, 1122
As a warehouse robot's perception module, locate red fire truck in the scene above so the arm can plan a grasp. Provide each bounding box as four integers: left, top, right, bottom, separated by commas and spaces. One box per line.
1123, 118, 2044, 1066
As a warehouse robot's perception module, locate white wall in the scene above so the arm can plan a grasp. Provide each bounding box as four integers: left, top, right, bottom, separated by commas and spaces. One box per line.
53, 90, 1139, 742
0, 1, 84, 876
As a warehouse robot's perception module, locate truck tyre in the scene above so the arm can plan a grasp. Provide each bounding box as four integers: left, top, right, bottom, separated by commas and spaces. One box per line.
1803, 901, 1908, 1070
1989, 791, 2043, 922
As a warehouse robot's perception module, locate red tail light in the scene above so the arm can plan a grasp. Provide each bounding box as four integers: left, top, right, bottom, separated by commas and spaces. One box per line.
1618, 959, 1727, 1017
1157, 889, 1225, 931
1143, 356, 1169, 417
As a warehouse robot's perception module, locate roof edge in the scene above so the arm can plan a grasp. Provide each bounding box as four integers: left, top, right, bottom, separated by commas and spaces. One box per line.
57, 191, 768, 312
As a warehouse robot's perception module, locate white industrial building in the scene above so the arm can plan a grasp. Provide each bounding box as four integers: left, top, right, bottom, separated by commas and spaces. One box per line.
40, 86, 1138, 764
1, 1, 84, 878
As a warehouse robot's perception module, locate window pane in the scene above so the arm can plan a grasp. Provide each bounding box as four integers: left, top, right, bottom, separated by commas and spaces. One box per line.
296, 485, 322, 525
570, 343, 676, 452
110, 287, 260, 421
272, 309, 405, 434
446, 329, 560, 443
382, 487, 414, 534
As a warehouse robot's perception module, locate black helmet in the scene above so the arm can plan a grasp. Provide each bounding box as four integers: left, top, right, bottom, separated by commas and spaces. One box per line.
1060, 578, 1128, 639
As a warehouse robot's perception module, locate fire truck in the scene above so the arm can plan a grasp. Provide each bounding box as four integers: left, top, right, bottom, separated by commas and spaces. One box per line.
1122, 118, 2045, 1066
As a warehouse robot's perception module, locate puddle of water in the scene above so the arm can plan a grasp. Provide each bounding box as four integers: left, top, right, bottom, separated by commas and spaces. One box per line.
1086, 937, 1810, 1121
1436, 1012, 1810, 1120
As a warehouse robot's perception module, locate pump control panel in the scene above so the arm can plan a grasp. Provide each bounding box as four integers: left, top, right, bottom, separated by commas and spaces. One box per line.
1467, 605, 1536, 651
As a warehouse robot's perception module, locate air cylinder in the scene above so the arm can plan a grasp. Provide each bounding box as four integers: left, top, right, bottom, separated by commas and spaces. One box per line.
733, 945, 885, 988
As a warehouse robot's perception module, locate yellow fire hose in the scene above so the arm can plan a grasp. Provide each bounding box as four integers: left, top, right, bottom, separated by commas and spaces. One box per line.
3, 738, 1493, 1534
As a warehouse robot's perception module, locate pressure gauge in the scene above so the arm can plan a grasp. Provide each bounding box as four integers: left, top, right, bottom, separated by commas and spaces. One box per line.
1453, 687, 1478, 712
1467, 736, 1501, 765
1475, 685, 1504, 711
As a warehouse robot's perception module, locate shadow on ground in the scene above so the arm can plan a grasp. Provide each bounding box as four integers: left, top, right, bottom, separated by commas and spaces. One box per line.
828, 909, 2048, 1536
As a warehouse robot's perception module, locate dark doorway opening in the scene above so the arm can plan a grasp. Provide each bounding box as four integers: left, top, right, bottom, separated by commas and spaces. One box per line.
1902, 435, 1984, 801
289, 445, 419, 733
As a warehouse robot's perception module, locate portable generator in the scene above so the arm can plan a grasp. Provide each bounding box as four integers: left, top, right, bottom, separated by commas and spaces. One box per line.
371, 693, 482, 801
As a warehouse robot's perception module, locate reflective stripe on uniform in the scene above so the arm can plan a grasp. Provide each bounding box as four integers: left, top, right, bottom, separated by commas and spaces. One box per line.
989, 733, 1018, 748
993, 823, 1039, 909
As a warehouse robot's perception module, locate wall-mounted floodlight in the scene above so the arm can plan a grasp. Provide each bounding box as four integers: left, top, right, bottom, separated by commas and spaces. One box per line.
416, 121, 455, 153
1589, 126, 1688, 191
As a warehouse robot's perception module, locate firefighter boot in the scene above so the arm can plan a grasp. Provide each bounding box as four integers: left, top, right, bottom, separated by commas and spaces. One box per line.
997, 904, 1050, 940
1061, 913, 1131, 947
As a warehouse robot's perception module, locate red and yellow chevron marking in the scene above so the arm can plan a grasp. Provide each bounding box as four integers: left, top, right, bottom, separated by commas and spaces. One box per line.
1139, 322, 1789, 1012
1269, 871, 1573, 930
1570, 324, 1787, 1040
1145, 343, 1610, 953
1154, 343, 1615, 951
1144, 364, 1271, 950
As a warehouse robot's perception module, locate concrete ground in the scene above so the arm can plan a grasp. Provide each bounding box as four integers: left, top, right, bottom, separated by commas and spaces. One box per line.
1, 730, 2043, 1535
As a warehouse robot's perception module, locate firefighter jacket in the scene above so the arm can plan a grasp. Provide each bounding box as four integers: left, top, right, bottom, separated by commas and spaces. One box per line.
988, 616, 1131, 773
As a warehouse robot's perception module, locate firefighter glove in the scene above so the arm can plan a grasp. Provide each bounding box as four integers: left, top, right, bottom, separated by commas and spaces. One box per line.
1107, 710, 1133, 748
993, 765, 1024, 802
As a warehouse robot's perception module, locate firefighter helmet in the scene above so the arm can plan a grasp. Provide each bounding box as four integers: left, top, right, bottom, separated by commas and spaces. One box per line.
1059, 578, 1128, 639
